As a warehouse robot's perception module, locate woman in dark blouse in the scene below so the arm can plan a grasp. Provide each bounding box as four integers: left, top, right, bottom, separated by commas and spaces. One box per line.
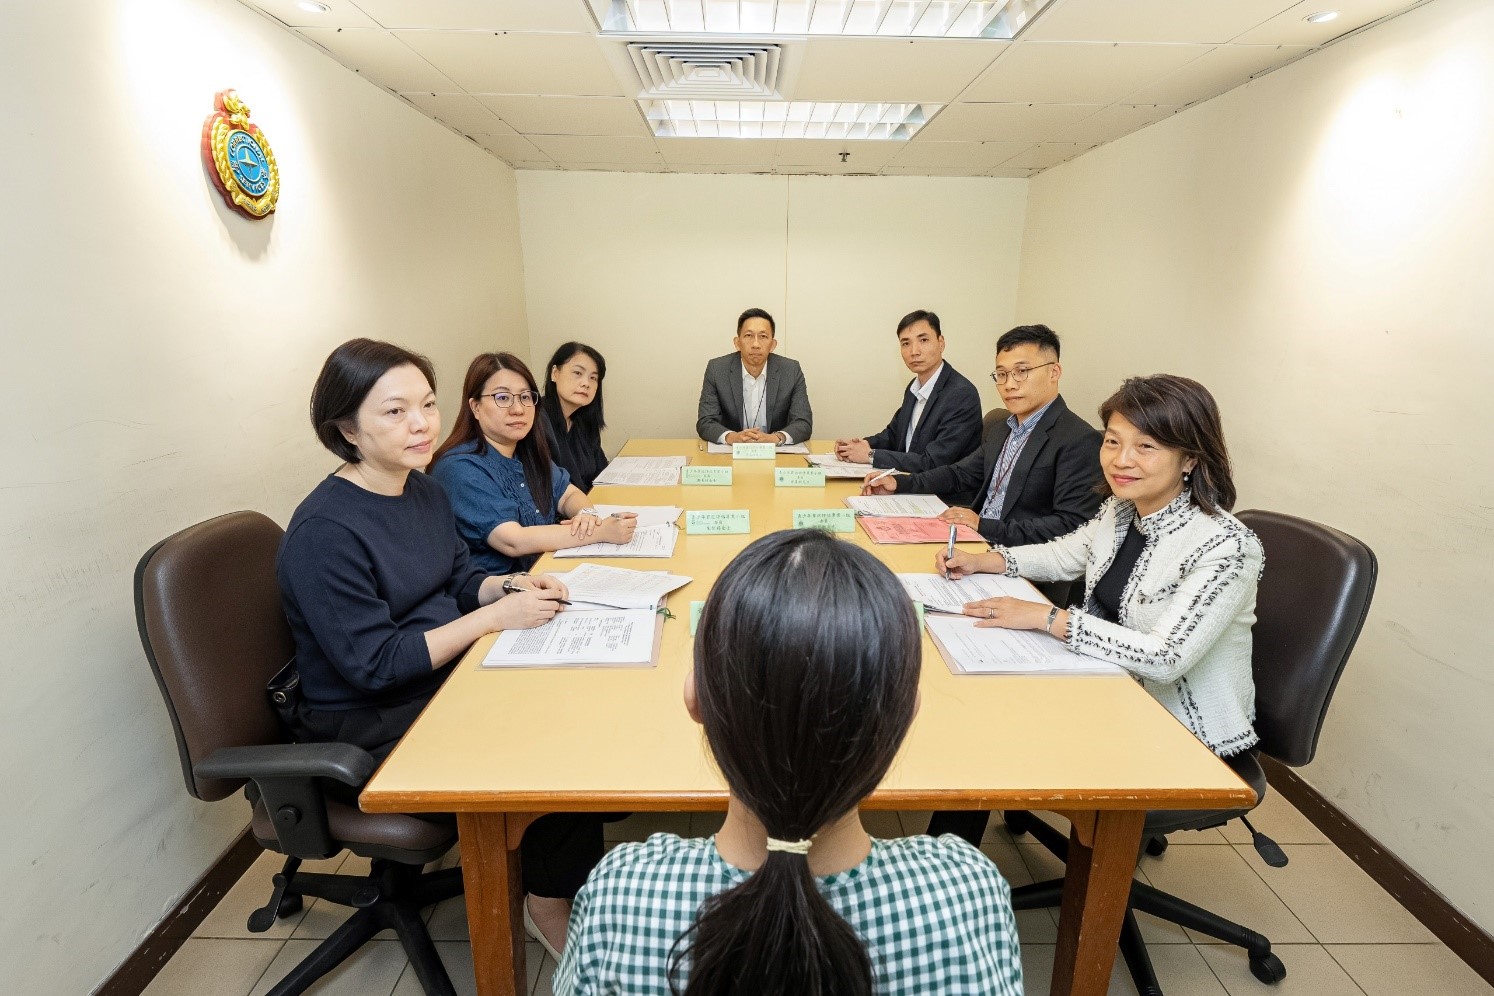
539, 342, 610, 492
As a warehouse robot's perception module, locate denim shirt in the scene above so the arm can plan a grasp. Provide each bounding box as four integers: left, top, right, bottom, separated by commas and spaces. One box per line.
430, 440, 571, 575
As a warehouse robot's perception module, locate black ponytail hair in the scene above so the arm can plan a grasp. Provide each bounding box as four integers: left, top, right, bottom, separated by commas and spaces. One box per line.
669, 529, 922, 996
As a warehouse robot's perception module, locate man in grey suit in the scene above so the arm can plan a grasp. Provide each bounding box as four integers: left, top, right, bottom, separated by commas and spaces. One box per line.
696, 307, 813, 444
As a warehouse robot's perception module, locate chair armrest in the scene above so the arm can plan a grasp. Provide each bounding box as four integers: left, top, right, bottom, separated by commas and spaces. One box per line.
195, 742, 377, 788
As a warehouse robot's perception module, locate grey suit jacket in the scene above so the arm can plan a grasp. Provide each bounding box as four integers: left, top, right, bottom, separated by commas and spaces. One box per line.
695, 353, 814, 442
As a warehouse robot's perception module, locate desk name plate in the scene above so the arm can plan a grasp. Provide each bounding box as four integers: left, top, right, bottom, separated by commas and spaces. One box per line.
793, 509, 856, 532
775, 467, 826, 487
731, 442, 777, 459
681, 465, 733, 485
689, 600, 705, 636
686, 510, 751, 534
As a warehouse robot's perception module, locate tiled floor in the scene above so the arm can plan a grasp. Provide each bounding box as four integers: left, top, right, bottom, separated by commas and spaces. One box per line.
143, 795, 1492, 996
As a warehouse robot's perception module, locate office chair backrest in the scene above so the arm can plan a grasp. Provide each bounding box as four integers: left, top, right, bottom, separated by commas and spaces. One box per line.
134, 511, 294, 802
982, 407, 1010, 439
1236, 510, 1377, 768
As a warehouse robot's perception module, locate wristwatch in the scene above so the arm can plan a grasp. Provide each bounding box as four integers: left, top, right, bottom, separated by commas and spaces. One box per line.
501, 572, 530, 595
1045, 605, 1060, 633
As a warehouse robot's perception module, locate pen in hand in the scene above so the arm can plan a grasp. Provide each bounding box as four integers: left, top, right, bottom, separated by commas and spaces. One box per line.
942, 523, 957, 579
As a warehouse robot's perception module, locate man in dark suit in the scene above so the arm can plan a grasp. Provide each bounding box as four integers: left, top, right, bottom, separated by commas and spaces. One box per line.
834, 310, 984, 505
696, 307, 813, 444
862, 323, 1102, 552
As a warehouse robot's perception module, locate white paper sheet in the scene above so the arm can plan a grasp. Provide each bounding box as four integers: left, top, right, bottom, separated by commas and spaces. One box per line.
552, 522, 680, 559
843, 494, 950, 518
805, 454, 874, 478
589, 504, 684, 528
551, 563, 692, 610
924, 615, 1120, 675
705, 442, 811, 454
592, 456, 688, 487
481, 609, 661, 668
897, 573, 1045, 614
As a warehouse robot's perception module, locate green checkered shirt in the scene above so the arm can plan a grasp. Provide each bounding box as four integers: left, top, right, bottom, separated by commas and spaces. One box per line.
554, 833, 1024, 995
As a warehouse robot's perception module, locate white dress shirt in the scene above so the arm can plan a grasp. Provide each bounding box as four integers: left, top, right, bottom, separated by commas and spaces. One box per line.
903, 362, 944, 450
718, 361, 793, 444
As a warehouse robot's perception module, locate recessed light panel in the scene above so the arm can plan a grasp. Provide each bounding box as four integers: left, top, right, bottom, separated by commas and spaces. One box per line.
596, 0, 1054, 39
1304, 11, 1340, 24
641, 99, 935, 139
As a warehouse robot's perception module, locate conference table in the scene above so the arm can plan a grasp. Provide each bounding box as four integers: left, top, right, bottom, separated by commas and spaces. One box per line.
360, 439, 1255, 996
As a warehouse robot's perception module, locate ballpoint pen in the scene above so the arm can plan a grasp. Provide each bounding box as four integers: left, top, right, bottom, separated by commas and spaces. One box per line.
943, 522, 957, 579
865, 467, 901, 486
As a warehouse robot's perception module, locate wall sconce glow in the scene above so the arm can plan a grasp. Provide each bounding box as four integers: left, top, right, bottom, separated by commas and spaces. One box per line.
1304, 11, 1340, 24
595, 0, 1055, 40
297, 1, 331, 13
641, 99, 936, 139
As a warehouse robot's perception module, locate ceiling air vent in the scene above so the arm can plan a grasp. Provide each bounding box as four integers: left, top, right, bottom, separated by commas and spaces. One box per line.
628, 42, 783, 100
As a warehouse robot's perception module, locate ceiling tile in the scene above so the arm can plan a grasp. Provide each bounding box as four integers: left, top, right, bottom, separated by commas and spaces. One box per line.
247, 0, 379, 28
1025, 0, 1300, 44
352, 0, 599, 31
528, 135, 663, 165
297, 27, 456, 91
916, 102, 1098, 143
475, 95, 648, 136
1003, 142, 1096, 169
774, 140, 906, 168
474, 134, 547, 162
666, 164, 780, 174
1054, 103, 1178, 144
561, 161, 669, 172
964, 42, 1209, 103
1125, 43, 1308, 104
887, 140, 1032, 169
1233, 0, 1421, 45
511, 160, 562, 169
398, 92, 516, 137
880, 165, 997, 176
655, 138, 779, 165
789, 38, 1007, 102
395, 30, 623, 95
986, 167, 1038, 178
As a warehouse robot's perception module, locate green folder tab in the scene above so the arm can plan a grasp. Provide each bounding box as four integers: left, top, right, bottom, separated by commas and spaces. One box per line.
690, 600, 705, 636
775, 467, 826, 487
915, 601, 925, 627
686, 510, 751, 535
793, 509, 856, 533
681, 465, 733, 485
732, 442, 777, 459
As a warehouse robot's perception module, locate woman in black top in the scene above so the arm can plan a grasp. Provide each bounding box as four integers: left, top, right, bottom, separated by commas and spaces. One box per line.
539, 342, 609, 492
276, 338, 600, 957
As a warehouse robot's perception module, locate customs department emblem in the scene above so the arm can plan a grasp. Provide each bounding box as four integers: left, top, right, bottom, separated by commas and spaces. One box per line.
201, 90, 280, 218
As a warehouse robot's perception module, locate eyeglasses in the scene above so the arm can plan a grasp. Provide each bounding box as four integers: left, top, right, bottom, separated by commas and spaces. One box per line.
990, 361, 1056, 386
487, 390, 540, 409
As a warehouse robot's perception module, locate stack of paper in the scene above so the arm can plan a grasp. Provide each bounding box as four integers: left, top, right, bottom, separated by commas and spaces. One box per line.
552, 563, 691, 610
481, 609, 663, 669
806, 454, 874, 478
553, 522, 679, 559
860, 517, 983, 544
924, 616, 1120, 675
593, 456, 688, 487
705, 442, 811, 454
589, 504, 683, 527
843, 494, 950, 518
896, 572, 1043, 613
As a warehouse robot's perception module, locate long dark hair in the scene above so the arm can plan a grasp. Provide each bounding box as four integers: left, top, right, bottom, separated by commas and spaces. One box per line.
1099, 374, 1235, 514
671, 530, 922, 996
431, 352, 556, 516
309, 338, 435, 463
540, 341, 607, 434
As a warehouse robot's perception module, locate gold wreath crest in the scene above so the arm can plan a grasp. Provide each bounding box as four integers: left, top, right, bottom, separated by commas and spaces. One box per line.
201, 90, 280, 218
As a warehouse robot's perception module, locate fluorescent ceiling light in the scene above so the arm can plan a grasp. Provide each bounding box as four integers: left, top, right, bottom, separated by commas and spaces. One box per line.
596, 0, 1054, 39
1304, 11, 1340, 23
297, 1, 330, 12
641, 99, 936, 139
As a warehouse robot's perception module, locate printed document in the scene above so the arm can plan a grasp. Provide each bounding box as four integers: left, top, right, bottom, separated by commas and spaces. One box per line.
843, 494, 949, 518
552, 522, 679, 559
550, 563, 691, 610
593, 456, 687, 487
590, 504, 684, 528
482, 609, 661, 668
924, 615, 1120, 675
805, 454, 874, 478
860, 517, 983, 544
896, 572, 1046, 613
705, 442, 811, 454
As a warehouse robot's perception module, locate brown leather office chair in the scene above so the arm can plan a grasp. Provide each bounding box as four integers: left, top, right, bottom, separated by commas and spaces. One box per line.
1006, 509, 1378, 994
134, 511, 463, 996
982, 406, 1010, 439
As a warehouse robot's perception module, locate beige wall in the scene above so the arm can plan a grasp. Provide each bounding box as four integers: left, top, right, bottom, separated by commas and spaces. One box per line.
1017, 0, 1494, 932
516, 172, 1028, 452
0, 0, 527, 991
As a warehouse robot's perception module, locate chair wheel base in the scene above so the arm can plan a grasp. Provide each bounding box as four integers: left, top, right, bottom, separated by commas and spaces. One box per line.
1250, 952, 1287, 984
1003, 810, 1033, 837
1145, 835, 1169, 857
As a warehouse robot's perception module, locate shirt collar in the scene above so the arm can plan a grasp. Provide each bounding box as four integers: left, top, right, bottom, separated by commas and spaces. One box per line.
1129, 489, 1194, 535
740, 359, 768, 383
1005, 396, 1057, 437
909, 362, 944, 402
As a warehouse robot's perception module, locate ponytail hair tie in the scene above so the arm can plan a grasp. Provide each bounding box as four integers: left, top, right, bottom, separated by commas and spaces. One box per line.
765, 837, 813, 855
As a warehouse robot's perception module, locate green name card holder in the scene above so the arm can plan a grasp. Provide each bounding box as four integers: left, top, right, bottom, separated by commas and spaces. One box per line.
793, 509, 856, 533
732, 442, 777, 459
686, 510, 751, 534
775, 467, 826, 487
915, 601, 925, 627
681, 465, 733, 485
690, 600, 705, 636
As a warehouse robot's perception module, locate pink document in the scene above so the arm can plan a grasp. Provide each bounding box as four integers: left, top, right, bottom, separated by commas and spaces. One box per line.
858, 517, 984, 544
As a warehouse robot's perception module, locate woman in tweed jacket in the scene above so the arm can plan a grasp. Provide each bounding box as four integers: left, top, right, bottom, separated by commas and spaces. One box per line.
939, 374, 1264, 759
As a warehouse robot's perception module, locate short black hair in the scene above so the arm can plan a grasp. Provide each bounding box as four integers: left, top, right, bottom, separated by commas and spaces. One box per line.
309, 338, 436, 463
996, 324, 1060, 359
736, 308, 775, 335
896, 310, 941, 337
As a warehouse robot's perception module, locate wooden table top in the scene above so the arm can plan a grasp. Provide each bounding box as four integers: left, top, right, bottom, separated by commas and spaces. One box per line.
362, 439, 1254, 814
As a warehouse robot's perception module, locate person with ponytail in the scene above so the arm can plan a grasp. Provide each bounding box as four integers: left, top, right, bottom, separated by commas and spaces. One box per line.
554, 530, 1023, 995
430, 352, 636, 574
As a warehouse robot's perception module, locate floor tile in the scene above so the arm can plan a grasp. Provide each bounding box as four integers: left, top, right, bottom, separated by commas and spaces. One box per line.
142, 938, 283, 996
1241, 844, 1436, 944
427, 895, 470, 941
1199, 943, 1365, 996
249, 937, 408, 996
290, 856, 406, 941
391, 941, 476, 996
860, 810, 904, 838
898, 810, 932, 835
526, 941, 544, 992
1137, 843, 1315, 944
532, 951, 558, 996
195, 850, 342, 939
602, 812, 691, 842
1219, 791, 1329, 846
982, 839, 1038, 888
1019, 941, 1229, 995
1327, 943, 1494, 996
